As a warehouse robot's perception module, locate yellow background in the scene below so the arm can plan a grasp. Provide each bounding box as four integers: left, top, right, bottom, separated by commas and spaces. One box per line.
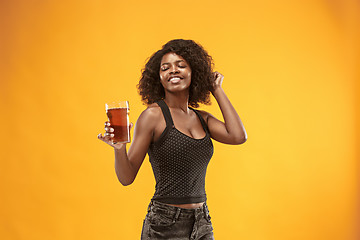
1, 0, 359, 239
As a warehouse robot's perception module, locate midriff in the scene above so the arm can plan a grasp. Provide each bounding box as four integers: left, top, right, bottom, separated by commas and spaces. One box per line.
167, 202, 205, 209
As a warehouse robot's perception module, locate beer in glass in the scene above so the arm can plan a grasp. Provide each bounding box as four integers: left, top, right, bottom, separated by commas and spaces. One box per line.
105, 101, 130, 143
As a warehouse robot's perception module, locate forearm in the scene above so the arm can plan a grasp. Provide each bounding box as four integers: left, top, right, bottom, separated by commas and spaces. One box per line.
213, 87, 247, 143
114, 145, 136, 186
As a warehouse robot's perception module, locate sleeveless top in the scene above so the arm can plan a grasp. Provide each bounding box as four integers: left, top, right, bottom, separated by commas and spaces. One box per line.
148, 100, 214, 204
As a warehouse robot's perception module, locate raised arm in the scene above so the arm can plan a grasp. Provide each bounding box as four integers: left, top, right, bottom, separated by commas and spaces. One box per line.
202, 72, 247, 145
98, 107, 159, 185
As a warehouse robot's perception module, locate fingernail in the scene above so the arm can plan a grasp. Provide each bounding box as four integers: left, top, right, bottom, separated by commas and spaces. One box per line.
110, 134, 114, 138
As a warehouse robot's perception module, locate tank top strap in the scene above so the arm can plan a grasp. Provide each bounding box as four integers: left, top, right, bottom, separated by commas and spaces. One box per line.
189, 107, 210, 134
156, 100, 175, 128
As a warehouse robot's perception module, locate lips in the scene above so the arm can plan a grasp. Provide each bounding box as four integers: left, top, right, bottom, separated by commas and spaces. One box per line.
168, 76, 183, 83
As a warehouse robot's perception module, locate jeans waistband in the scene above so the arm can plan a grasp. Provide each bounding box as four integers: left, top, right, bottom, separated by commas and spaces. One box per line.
148, 200, 209, 218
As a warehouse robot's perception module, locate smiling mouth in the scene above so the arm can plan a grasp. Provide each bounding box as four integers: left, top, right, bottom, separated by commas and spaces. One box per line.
168, 77, 183, 83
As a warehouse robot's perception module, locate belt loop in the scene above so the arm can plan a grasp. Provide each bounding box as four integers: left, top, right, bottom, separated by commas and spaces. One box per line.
173, 208, 181, 223
147, 200, 153, 213
203, 202, 210, 221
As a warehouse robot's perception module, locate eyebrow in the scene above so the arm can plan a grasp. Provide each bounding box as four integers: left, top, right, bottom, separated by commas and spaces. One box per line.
161, 60, 185, 66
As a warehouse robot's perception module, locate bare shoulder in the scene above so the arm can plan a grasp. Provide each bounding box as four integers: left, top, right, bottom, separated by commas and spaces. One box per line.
136, 103, 162, 127
195, 109, 213, 123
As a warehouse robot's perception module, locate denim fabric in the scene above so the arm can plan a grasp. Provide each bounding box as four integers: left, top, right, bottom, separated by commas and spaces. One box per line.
141, 200, 214, 240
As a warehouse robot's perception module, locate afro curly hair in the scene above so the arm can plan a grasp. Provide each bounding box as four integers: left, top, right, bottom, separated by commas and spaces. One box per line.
137, 39, 214, 108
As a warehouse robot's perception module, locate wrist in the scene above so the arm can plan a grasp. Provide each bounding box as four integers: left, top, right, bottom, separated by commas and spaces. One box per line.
211, 86, 224, 96
114, 143, 126, 151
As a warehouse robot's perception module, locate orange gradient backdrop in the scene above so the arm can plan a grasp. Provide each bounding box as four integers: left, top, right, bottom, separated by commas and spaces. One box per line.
0, 0, 359, 239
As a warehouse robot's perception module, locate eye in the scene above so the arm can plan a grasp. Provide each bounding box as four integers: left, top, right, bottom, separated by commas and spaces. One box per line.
161, 67, 169, 71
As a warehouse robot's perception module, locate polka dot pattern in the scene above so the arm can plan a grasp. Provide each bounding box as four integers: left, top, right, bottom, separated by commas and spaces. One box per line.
148, 101, 214, 204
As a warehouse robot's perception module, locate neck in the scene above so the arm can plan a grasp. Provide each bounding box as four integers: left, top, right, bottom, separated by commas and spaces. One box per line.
164, 91, 190, 113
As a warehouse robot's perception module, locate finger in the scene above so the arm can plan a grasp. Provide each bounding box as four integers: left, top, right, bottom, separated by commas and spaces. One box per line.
104, 127, 114, 133
98, 133, 110, 142
129, 122, 134, 130
103, 135, 113, 143
104, 132, 115, 138
104, 121, 111, 127
98, 133, 108, 140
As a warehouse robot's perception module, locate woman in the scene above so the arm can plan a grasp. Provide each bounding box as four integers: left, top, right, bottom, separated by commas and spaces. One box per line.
98, 39, 247, 240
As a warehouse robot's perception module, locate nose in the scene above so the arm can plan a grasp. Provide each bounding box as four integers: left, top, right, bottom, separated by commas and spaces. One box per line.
170, 65, 180, 74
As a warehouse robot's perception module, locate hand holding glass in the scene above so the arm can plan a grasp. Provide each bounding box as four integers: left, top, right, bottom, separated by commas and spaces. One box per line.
105, 101, 130, 143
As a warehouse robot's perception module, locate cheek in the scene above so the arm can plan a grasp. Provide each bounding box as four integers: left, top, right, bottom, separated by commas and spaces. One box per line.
159, 73, 166, 86
183, 69, 191, 78
187, 71, 192, 80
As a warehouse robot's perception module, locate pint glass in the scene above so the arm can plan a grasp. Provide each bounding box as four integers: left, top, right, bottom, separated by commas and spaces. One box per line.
105, 101, 130, 143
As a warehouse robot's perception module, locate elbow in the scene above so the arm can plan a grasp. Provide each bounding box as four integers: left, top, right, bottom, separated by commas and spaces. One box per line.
119, 178, 134, 186
232, 133, 247, 145
116, 172, 135, 186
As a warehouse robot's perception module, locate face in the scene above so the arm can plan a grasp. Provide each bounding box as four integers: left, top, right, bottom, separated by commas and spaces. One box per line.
159, 52, 192, 93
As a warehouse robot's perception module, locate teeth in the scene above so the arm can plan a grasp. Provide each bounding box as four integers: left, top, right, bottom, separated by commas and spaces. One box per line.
170, 77, 180, 81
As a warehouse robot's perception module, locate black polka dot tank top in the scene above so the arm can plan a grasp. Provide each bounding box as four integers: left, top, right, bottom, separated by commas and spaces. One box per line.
148, 100, 214, 204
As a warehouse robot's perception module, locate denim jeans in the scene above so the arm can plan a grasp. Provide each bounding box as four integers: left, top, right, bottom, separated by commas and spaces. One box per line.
141, 200, 214, 240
